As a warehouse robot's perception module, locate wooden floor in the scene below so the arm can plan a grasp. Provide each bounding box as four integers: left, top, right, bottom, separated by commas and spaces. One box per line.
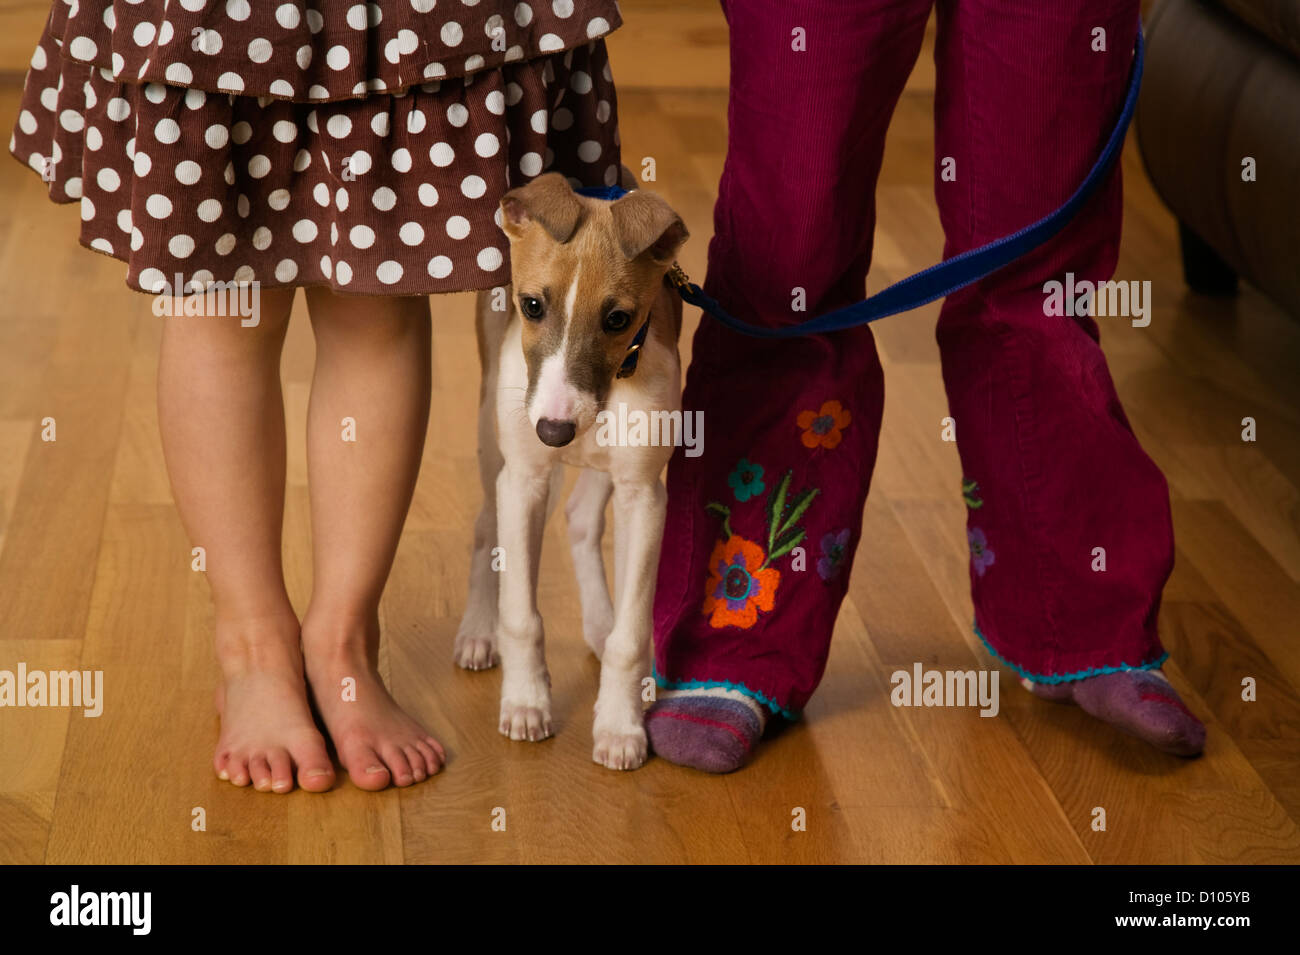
2, 3, 1300, 864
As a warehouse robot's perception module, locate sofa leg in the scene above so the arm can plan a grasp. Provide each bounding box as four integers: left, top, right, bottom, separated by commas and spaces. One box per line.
1179, 221, 1238, 295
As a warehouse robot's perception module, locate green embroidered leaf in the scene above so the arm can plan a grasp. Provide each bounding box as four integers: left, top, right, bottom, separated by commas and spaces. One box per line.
766, 471, 791, 553
706, 501, 733, 539
776, 487, 819, 537
767, 527, 806, 564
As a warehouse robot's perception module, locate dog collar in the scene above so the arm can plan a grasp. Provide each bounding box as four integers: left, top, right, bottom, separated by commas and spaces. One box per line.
576, 184, 649, 379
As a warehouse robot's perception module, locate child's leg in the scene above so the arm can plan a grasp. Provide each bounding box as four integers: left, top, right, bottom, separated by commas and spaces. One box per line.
648, 0, 933, 772
298, 288, 445, 790
931, 0, 1203, 754
158, 286, 336, 793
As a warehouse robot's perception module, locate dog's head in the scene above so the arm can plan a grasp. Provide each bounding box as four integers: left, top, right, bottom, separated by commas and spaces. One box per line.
499, 173, 688, 448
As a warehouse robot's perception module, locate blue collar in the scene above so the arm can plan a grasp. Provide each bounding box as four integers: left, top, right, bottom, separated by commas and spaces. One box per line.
575, 183, 648, 379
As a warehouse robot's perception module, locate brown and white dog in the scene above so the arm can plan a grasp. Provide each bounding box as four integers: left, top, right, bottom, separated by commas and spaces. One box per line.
454, 170, 688, 770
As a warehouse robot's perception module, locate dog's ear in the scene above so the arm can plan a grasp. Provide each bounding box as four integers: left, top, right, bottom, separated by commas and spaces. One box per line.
609, 191, 689, 264
500, 173, 582, 243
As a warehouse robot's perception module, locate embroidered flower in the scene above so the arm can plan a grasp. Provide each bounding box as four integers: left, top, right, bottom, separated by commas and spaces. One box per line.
968, 527, 995, 576
962, 478, 983, 510
727, 458, 766, 502
797, 400, 852, 449
817, 528, 851, 581
703, 535, 781, 629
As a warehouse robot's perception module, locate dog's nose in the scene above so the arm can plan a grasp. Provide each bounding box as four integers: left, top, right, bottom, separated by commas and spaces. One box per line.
536, 418, 577, 447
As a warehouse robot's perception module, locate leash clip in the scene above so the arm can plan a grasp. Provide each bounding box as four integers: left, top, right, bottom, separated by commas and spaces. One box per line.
667, 262, 692, 293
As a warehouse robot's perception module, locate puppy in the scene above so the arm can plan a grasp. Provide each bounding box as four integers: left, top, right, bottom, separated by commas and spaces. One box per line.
454, 171, 689, 770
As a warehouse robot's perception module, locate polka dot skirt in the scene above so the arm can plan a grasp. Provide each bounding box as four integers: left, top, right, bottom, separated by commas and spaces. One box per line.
9, 1, 623, 295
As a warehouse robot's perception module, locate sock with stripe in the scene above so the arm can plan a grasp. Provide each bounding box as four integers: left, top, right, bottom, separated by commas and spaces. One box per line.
1022, 668, 1205, 756
646, 688, 767, 773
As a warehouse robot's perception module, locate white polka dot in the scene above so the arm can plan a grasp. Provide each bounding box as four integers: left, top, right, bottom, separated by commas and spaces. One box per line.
145, 83, 168, 105
307, 9, 324, 32
109, 98, 132, 123
399, 29, 419, 55
446, 103, 468, 127
175, 160, 202, 184
399, 222, 424, 245
237, 195, 251, 217
226, 0, 251, 21
418, 183, 439, 206
232, 121, 253, 144
30, 46, 47, 71
131, 228, 145, 251
147, 194, 174, 219
275, 259, 299, 282
134, 151, 153, 176
85, 127, 103, 151
346, 4, 368, 29
475, 133, 499, 157
460, 175, 487, 199
217, 233, 238, 255
184, 89, 207, 110
423, 62, 446, 78
347, 226, 374, 249
253, 227, 272, 250
519, 151, 543, 176
248, 38, 273, 63
506, 82, 524, 106
412, 0, 436, 11
90, 238, 113, 254
117, 209, 134, 233
465, 54, 485, 72
372, 186, 397, 211
58, 110, 83, 133
391, 148, 412, 173
296, 45, 313, 69
477, 247, 504, 271
514, 3, 533, 27
371, 113, 391, 136
154, 118, 181, 144
166, 63, 194, 84
234, 265, 256, 284
133, 22, 158, 48
553, 0, 574, 17
330, 223, 339, 245
217, 72, 245, 92
406, 109, 427, 134
538, 33, 563, 52
348, 150, 372, 176
197, 30, 223, 55
18, 110, 36, 135
204, 124, 229, 148
248, 155, 271, 178
276, 4, 301, 28
272, 120, 297, 144
596, 99, 611, 123
80, 197, 96, 222
446, 215, 470, 239
570, 70, 592, 95
335, 188, 349, 211
293, 219, 318, 242
587, 16, 610, 37
326, 114, 352, 138
428, 255, 453, 278
376, 261, 403, 284
441, 22, 463, 46
270, 79, 294, 97
430, 142, 455, 166
139, 268, 167, 292
198, 199, 223, 222
293, 149, 311, 171
69, 37, 98, 60
169, 234, 195, 258
96, 168, 120, 192
604, 164, 619, 186
577, 140, 601, 163
327, 45, 350, 70
268, 188, 291, 211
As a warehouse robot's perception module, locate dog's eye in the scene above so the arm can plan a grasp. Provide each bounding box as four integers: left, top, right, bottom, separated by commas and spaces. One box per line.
603, 309, 632, 333
520, 297, 545, 321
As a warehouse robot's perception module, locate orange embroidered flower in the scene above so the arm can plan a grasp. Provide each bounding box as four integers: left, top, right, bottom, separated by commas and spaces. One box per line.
797, 400, 852, 449
702, 535, 781, 629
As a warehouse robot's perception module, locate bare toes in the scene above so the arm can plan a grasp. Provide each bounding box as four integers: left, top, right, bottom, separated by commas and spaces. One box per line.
250, 755, 274, 792
342, 741, 391, 791
415, 740, 442, 775
381, 745, 415, 787
226, 754, 251, 787
403, 745, 427, 782
267, 748, 295, 794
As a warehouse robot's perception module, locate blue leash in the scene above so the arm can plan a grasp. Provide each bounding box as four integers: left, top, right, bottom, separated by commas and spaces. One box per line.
582, 24, 1144, 340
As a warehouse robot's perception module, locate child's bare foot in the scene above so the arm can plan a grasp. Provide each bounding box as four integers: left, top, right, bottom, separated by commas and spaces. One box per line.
213, 614, 337, 793
302, 614, 445, 791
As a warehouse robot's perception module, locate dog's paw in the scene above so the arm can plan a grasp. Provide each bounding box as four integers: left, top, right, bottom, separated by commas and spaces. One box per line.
499, 702, 553, 742
454, 634, 498, 671
592, 725, 648, 771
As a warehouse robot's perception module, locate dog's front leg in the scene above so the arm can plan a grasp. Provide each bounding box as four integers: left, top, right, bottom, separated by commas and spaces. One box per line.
592, 475, 667, 770
496, 461, 554, 741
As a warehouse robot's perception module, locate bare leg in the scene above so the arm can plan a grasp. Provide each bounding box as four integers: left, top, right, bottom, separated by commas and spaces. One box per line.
298, 287, 444, 791
158, 286, 336, 794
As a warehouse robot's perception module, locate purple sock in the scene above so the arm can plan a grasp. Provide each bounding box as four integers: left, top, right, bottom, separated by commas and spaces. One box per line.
1022, 668, 1206, 756
646, 692, 766, 773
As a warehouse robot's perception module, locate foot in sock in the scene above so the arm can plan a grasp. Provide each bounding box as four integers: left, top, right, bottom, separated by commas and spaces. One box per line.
1021, 668, 1206, 756
646, 689, 767, 773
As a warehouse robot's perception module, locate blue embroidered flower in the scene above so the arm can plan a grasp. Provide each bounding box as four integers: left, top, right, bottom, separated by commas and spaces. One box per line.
968, 527, 995, 576
727, 458, 766, 502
